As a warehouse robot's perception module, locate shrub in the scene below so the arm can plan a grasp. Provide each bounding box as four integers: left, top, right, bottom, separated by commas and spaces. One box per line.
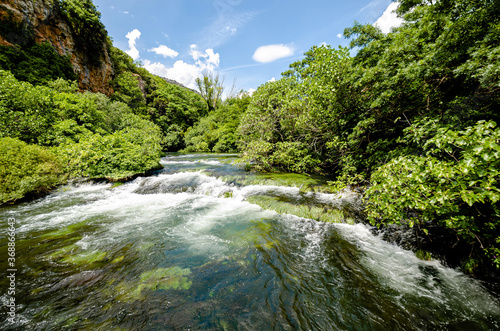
366, 120, 500, 269
0, 137, 65, 204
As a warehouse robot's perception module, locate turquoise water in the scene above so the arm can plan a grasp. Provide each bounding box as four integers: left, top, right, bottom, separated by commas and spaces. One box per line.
1, 154, 499, 330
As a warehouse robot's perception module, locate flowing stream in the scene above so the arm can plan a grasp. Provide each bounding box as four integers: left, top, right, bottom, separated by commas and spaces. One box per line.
1, 154, 499, 330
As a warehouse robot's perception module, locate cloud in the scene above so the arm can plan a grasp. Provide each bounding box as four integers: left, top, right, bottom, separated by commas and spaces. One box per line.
189, 45, 220, 67
149, 45, 179, 58
359, 0, 387, 14
252, 44, 294, 63
125, 29, 141, 60
374, 2, 403, 33
143, 46, 221, 89
337, 34, 342, 38
247, 88, 256, 96
198, 12, 255, 49
268, 77, 276, 82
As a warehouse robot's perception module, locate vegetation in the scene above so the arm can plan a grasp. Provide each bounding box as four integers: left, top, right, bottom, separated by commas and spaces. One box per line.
0, 137, 65, 204
183, 91, 251, 153
58, 0, 108, 63
195, 71, 225, 112
0, 69, 163, 192
238, 0, 500, 273
0, 42, 77, 85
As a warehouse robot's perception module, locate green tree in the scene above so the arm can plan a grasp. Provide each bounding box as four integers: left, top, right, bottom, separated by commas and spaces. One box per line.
195, 71, 224, 112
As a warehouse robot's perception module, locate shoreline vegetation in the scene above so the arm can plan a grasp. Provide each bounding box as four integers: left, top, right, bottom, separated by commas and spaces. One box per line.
1, 0, 499, 281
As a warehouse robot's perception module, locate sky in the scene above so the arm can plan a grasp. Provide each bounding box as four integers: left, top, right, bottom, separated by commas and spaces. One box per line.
92, 0, 403, 95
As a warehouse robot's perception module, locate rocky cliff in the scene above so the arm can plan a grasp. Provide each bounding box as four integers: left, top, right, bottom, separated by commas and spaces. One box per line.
0, 0, 114, 94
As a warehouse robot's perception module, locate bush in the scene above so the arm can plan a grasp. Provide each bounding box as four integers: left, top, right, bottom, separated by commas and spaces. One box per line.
0, 70, 57, 145
0, 137, 65, 204
366, 120, 500, 269
54, 114, 163, 179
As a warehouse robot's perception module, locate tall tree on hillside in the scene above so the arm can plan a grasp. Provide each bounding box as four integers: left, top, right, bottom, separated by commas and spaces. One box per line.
195, 71, 224, 112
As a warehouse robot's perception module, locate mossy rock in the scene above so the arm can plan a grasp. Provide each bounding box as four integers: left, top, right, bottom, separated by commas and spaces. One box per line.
115, 266, 193, 302
41, 220, 91, 239
46, 244, 80, 260
246, 195, 349, 224
61, 250, 107, 265
111, 256, 125, 264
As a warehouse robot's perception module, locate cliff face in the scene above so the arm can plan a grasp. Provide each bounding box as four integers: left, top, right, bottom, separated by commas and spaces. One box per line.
0, 0, 114, 95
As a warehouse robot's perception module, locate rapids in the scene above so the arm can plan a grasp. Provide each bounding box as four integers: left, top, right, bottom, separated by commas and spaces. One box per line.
1, 154, 499, 330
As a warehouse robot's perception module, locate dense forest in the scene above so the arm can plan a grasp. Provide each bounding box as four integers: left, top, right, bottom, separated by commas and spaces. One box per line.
1, 0, 499, 276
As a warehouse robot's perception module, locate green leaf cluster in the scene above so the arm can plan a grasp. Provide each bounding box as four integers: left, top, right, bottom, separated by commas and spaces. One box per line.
0, 137, 65, 204
238, 46, 353, 174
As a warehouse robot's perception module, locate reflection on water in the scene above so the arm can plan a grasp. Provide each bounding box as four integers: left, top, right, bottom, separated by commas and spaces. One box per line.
1, 154, 499, 330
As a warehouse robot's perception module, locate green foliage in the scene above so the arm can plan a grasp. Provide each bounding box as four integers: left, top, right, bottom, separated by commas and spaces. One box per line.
195, 72, 224, 112
54, 114, 162, 180
0, 42, 77, 85
47, 78, 80, 93
239, 46, 353, 173
109, 46, 136, 75
366, 120, 500, 268
238, 0, 500, 272
0, 70, 57, 144
1, 70, 164, 199
183, 92, 250, 153
58, 0, 107, 63
108, 47, 209, 152
0, 137, 65, 204
149, 82, 207, 150
112, 71, 146, 109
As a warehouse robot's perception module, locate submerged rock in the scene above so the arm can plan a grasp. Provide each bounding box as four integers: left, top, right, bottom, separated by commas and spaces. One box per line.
49, 270, 104, 292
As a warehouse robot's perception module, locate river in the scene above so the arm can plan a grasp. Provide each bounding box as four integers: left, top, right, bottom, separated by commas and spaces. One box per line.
1, 154, 499, 330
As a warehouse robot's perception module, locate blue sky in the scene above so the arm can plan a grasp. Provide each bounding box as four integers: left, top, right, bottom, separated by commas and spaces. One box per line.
93, 0, 402, 94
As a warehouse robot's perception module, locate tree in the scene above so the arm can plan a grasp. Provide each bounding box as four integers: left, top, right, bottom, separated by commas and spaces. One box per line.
195, 71, 224, 112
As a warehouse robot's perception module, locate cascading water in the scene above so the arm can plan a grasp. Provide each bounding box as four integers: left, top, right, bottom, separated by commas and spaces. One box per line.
1, 154, 499, 330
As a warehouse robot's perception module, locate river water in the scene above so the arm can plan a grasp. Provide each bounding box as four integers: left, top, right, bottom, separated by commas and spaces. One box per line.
1, 154, 499, 330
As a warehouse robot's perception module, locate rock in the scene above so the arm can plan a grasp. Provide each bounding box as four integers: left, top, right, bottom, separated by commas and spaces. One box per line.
0, 0, 114, 95
48, 270, 104, 292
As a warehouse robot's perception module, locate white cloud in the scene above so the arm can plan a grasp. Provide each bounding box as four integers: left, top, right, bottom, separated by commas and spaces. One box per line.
337, 34, 342, 38
226, 26, 237, 35
149, 45, 179, 58
374, 2, 403, 33
252, 44, 294, 63
125, 29, 141, 60
247, 88, 256, 95
199, 12, 254, 49
268, 77, 276, 82
143, 46, 221, 89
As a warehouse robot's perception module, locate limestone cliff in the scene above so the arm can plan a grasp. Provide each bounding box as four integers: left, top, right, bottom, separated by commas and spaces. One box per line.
0, 0, 114, 94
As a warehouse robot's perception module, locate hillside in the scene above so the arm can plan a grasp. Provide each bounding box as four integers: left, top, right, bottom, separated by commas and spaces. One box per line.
0, 0, 208, 204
